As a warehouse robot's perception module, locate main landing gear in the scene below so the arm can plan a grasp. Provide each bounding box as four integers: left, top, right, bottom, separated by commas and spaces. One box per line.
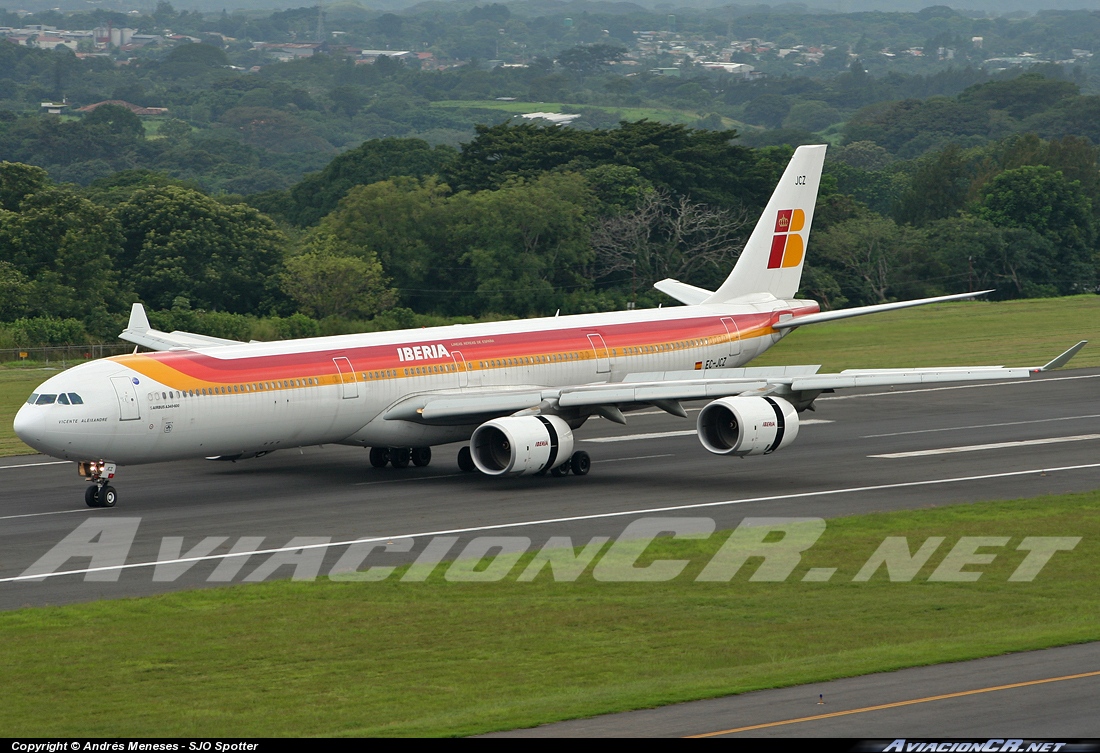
549, 450, 590, 477
369, 446, 432, 469
78, 460, 118, 508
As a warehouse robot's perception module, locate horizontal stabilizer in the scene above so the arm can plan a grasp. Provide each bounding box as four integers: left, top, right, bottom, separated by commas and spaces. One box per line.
119, 303, 244, 351
653, 279, 714, 306
772, 291, 993, 330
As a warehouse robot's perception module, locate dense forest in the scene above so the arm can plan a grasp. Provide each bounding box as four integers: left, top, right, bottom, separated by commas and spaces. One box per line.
1, 3, 1098, 349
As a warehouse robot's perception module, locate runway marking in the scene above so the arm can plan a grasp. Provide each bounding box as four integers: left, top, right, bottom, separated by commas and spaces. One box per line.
4, 461, 1100, 584
863, 413, 1100, 438
354, 473, 464, 487
585, 420, 832, 443
871, 434, 1100, 459
0, 508, 96, 521
0, 461, 71, 470
585, 430, 697, 443
593, 454, 674, 464
687, 668, 1100, 737
819, 372, 1100, 401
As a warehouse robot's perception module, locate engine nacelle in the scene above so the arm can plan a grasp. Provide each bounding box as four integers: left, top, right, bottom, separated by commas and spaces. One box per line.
697, 396, 799, 457
470, 415, 575, 476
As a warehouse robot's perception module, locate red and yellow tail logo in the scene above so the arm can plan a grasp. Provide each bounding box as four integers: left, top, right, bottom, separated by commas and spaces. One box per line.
767, 209, 805, 269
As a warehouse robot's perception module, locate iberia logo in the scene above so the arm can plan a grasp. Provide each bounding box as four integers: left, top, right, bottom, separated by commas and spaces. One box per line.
767, 208, 806, 269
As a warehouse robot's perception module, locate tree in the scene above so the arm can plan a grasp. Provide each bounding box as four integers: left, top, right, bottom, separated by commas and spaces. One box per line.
0, 185, 125, 326
0, 161, 49, 212
590, 189, 749, 293
447, 172, 595, 316
812, 216, 927, 304
281, 233, 396, 319
744, 94, 791, 129
975, 165, 1096, 294
285, 138, 456, 227
115, 186, 288, 313
317, 177, 454, 312
83, 103, 144, 141
893, 143, 972, 226
445, 121, 762, 209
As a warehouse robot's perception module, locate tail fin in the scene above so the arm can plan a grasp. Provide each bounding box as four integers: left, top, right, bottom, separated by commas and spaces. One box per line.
704, 144, 827, 304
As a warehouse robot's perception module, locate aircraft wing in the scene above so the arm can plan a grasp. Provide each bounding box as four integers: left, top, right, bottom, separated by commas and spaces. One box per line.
118, 303, 245, 351
384, 342, 1086, 424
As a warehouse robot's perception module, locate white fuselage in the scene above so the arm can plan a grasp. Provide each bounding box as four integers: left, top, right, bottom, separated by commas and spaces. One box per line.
14, 298, 816, 465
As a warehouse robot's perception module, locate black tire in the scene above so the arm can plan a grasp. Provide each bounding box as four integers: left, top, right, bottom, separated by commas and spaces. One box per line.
100, 485, 118, 507
412, 446, 432, 467
570, 451, 591, 477
368, 447, 389, 468
550, 462, 569, 477
390, 447, 411, 469
457, 446, 476, 473
84, 485, 100, 508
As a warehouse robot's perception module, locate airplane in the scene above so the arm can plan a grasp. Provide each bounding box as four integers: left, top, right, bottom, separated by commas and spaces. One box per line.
13, 145, 1087, 508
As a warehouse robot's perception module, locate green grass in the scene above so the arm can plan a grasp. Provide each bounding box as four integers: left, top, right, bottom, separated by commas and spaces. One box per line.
755, 295, 1100, 372
0, 368, 56, 456
1, 491, 1098, 736
429, 99, 736, 126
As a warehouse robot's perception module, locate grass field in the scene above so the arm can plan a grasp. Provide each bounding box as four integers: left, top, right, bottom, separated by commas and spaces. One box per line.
429, 99, 749, 129
0, 368, 56, 456
0, 296, 1096, 458
754, 295, 1100, 372
1, 491, 1097, 736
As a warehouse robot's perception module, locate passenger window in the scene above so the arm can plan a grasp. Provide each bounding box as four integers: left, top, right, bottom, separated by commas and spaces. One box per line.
68, 393, 83, 404
36, 394, 57, 405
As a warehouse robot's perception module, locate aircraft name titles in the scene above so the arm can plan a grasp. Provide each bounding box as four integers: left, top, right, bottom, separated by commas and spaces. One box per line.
397, 344, 451, 362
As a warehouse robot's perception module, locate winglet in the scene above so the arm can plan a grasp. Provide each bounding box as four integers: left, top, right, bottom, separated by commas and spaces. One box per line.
1039, 341, 1087, 372
128, 302, 151, 333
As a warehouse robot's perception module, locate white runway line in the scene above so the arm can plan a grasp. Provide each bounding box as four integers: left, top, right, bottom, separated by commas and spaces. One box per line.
585, 430, 697, 443
0, 461, 71, 470
863, 413, 1100, 439
0, 508, 96, 521
871, 434, 1100, 459
820, 373, 1100, 401
593, 454, 674, 464
585, 420, 832, 443
5, 461, 1100, 584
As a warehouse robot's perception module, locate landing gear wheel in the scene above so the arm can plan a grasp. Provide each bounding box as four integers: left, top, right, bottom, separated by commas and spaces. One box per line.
411, 447, 432, 467
99, 485, 118, 508
570, 451, 591, 477
84, 485, 100, 508
368, 447, 390, 468
457, 446, 476, 473
550, 462, 570, 477
390, 447, 411, 469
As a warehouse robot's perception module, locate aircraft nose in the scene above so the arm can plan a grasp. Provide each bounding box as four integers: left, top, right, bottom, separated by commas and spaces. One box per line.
13, 404, 46, 448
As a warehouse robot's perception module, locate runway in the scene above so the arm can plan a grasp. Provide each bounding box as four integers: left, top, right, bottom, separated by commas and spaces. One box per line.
489, 641, 1100, 737
2, 367, 1099, 608
2, 367, 1099, 736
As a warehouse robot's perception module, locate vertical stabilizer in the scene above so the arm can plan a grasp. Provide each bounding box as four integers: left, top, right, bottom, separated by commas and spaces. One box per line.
704, 144, 827, 304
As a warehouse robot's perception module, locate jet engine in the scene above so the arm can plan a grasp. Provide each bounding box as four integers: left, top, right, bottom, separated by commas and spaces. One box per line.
470, 415, 575, 476
697, 396, 799, 457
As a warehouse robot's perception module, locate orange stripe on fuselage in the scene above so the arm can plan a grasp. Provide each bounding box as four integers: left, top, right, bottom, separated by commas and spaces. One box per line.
110, 309, 811, 391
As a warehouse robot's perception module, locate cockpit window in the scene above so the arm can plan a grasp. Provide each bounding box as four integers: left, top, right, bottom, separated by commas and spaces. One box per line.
35, 394, 57, 405
57, 393, 70, 405
26, 393, 38, 405
68, 393, 83, 405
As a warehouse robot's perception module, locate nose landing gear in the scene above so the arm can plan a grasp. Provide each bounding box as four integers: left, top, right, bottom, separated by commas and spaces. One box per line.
78, 461, 118, 508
